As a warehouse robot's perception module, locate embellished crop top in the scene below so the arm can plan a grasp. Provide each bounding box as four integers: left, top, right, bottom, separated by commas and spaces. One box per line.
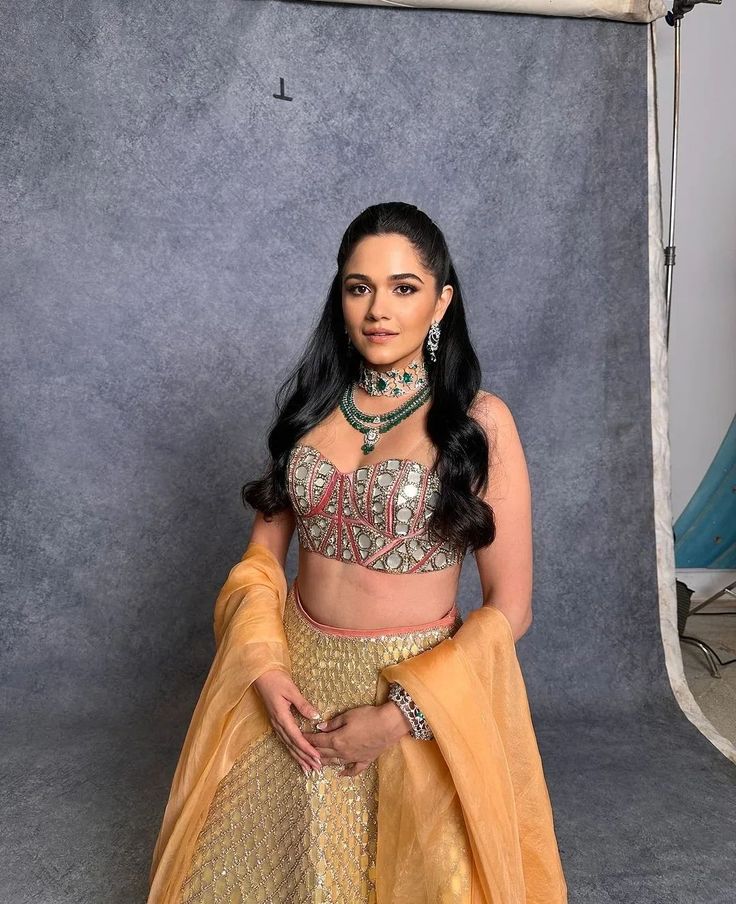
286, 443, 466, 574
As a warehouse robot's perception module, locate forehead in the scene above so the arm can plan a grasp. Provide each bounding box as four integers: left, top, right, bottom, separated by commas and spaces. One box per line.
344, 233, 428, 276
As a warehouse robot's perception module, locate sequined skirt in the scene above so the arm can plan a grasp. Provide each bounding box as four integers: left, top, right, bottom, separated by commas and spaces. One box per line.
177, 579, 463, 904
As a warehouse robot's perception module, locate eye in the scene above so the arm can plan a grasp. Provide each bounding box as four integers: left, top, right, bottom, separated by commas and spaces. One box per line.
346, 284, 417, 297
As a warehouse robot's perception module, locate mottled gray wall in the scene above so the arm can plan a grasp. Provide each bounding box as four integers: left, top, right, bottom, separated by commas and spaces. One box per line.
1, 1, 665, 726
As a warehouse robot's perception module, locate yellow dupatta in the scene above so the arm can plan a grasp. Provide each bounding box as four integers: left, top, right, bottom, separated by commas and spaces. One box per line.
147, 541, 568, 903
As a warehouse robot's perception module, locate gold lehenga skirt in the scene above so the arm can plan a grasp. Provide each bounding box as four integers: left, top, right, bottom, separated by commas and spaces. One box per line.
176, 579, 467, 904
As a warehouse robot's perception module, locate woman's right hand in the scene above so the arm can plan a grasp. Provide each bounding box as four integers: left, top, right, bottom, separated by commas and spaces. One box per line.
253, 669, 323, 774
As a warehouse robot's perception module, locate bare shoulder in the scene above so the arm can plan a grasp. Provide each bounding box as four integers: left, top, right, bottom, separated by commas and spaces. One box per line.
469, 388, 517, 441
469, 390, 527, 495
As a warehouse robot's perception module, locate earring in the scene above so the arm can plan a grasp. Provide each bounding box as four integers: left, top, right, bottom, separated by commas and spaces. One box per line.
344, 325, 352, 349
425, 319, 441, 362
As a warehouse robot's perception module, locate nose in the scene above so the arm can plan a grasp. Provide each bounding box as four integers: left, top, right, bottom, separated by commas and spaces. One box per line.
365, 287, 392, 318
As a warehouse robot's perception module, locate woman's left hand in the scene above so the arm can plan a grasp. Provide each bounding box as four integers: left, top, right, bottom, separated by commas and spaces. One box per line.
302, 702, 408, 777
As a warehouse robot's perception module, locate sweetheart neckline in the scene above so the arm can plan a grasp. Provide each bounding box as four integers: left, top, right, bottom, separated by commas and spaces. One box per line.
290, 442, 438, 478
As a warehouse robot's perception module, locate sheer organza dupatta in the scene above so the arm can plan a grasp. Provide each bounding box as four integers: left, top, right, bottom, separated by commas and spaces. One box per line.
147, 541, 567, 904
378, 605, 568, 903
147, 542, 290, 904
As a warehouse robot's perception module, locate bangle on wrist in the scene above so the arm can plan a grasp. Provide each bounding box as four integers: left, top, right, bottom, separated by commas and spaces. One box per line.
387, 682, 434, 741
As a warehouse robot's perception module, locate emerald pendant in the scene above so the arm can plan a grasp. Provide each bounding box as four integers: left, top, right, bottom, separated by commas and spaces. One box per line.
339, 383, 431, 452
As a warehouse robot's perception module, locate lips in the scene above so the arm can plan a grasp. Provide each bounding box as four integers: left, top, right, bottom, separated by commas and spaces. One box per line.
364, 330, 397, 336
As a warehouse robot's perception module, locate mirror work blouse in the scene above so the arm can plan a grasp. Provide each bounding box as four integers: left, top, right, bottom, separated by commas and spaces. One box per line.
286, 442, 466, 574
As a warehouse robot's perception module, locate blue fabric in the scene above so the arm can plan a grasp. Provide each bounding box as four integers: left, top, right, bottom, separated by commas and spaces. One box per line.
674, 414, 736, 568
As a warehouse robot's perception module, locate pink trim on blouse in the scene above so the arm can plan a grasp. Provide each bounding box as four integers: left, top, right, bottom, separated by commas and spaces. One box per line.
287, 443, 466, 575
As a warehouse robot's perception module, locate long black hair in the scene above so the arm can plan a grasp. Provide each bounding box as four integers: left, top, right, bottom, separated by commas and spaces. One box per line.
242, 201, 496, 553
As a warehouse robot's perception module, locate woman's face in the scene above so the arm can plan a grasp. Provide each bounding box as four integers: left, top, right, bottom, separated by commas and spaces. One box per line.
342, 233, 453, 375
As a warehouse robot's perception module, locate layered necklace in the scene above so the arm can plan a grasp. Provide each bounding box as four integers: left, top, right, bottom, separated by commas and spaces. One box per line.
340, 357, 430, 453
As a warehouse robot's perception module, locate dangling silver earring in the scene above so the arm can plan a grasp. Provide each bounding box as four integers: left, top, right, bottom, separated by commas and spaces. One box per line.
344, 325, 352, 350
425, 319, 441, 362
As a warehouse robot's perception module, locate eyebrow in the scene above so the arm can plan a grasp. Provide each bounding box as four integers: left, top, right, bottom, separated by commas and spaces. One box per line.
344, 272, 424, 284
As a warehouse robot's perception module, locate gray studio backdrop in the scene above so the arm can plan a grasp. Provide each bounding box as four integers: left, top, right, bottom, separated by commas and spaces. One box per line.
2, 0, 660, 720
3, 3, 734, 903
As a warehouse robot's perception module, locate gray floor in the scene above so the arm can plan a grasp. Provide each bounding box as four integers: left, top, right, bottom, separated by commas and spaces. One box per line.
2, 689, 735, 903
683, 607, 736, 746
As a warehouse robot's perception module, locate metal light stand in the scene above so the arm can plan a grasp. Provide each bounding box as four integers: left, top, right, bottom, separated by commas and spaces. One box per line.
664, 0, 732, 677
663, 0, 722, 345
683, 581, 736, 678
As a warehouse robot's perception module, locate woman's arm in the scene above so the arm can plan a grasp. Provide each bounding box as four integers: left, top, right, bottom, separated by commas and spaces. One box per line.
383, 393, 534, 744
246, 507, 296, 571
471, 391, 534, 643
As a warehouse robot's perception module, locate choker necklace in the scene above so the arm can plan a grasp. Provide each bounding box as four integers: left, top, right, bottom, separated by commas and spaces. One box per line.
358, 357, 428, 397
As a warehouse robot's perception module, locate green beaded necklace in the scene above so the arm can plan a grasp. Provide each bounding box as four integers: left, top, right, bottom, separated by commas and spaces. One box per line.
339, 381, 431, 453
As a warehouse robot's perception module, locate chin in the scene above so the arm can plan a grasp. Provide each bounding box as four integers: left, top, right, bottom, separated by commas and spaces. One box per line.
361, 348, 407, 366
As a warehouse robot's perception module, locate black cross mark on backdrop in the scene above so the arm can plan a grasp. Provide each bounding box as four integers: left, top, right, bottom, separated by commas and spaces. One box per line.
273, 78, 293, 101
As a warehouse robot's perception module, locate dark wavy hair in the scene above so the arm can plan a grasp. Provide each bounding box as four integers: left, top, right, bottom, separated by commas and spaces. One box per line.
241, 201, 496, 553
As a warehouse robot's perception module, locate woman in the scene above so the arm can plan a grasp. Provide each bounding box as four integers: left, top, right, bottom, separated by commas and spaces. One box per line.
147, 202, 568, 903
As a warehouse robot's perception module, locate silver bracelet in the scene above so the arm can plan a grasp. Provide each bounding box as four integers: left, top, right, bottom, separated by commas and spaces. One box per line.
387, 682, 434, 740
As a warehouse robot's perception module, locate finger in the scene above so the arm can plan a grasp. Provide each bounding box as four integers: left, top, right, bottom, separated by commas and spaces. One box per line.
284, 733, 322, 772
277, 707, 323, 762
278, 717, 324, 768
289, 691, 322, 721
315, 713, 347, 732
337, 760, 362, 778
274, 729, 313, 773
272, 722, 321, 772
301, 732, 340, 759
319, 753, 346, 766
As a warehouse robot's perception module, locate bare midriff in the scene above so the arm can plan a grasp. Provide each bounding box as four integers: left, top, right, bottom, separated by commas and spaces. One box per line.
294, 546, 462, 631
